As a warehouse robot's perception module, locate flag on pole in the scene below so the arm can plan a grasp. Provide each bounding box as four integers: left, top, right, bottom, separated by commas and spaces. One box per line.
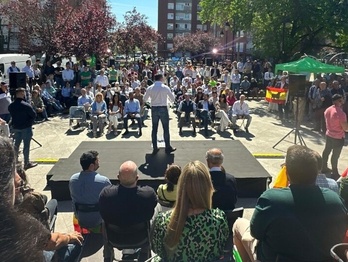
265, 87, 288, 104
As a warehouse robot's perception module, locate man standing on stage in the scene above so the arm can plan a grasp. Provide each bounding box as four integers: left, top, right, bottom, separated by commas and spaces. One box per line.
143, 74, 176, 154
322, 94, 348, 179
8, 88, 37, 170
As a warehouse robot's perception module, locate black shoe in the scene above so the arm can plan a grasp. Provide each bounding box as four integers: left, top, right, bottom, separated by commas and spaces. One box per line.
24, 162, 38, 170
138, 129, 142, 136
152, 148, 159, 155
165, 147, 176, 153
245, 127, 249, 133
192, 130, 196, 136
179, 128, 182, 135
122, 130, 129, 136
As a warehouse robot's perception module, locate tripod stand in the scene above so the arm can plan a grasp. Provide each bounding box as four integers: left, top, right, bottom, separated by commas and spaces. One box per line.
32, 137, 42, 147
273, 95, 307, 148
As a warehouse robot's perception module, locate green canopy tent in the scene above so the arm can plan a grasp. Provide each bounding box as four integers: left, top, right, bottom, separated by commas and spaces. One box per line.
275, 57, 345, 74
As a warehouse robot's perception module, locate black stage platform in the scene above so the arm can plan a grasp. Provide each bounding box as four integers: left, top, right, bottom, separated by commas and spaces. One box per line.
48, 141, 271, 201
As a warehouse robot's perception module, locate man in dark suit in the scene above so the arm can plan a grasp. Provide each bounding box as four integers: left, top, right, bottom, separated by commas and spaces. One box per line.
206, 148, 237, 210
197, 93, 215, 136
210, 65, 221, 79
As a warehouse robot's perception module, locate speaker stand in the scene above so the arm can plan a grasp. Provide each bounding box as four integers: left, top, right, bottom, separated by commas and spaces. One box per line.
273, 95, 306, 149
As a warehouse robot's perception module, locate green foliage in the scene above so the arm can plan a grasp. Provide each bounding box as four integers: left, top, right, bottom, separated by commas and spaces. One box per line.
200, 0, 348, 61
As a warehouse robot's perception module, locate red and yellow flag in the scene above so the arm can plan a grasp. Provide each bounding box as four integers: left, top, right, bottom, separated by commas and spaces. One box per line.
265, 87, 288, 104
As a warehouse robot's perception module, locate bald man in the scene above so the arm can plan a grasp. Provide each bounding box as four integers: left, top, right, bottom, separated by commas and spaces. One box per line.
99, 161, 157, 261
99, 161, 157, 227
206, 148, 237, 210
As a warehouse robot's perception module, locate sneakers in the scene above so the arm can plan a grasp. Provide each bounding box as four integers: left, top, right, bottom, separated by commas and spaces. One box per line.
122, 130, 129, 136
24, 162, 38, 170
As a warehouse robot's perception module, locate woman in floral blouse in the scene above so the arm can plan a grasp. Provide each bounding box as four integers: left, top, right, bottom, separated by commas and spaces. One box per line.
152, 161, 229, 262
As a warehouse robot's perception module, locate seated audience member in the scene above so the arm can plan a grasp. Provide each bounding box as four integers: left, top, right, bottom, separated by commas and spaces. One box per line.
177, 92, 196, 135
99, 161, 158, 262
231, 94, 252, 133
215, 94, 232, 132
69, 151, 111, 230
72, 82, 82, 106
31, 90, 49, 121
197, 92, 216, 137
91, 92, 107, 138
240, 76, 251, 97
134, 87, 148, 124
206, 148, 237, 210
122, 91, 142, 136
41, 83, 64, 114
60, 81, 74, 109
157, 164, 181, 206
77, 88, 93, 112
152, 161, 229, 261
233, 145, 347, 262
107, 92, 123, 136
15, 165, 57, 230
0, 137, 83, 262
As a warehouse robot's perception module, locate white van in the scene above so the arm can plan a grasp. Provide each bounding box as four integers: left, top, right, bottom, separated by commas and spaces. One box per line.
0, 53, 31, 80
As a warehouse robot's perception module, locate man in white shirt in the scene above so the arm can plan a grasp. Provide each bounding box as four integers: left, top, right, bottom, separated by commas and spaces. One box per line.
62, 63, 74, 87
94, 69, 109, 89
264, 68, 274, 88
231, 94, 252, 133
231, 69, 241, 95
143, 74, 176, 154
22, 60, 34, 87
130, 75, 141, 89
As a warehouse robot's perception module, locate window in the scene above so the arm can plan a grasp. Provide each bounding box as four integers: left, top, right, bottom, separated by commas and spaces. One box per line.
168, 3, 174, 9
167, 23, 174, 30
184, 23, 191, 30
203, 25, 208, 31
167, 33, 174, 40
167, 13, 174, 19
197, 24, 203, 30
176, 3, 184, 10
167, 43, 173, 50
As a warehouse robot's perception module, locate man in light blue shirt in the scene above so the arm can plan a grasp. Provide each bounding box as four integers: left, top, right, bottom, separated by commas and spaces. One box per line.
69, 150, 111, 229
77, 88, 93, 109
123, 91, 142, 136
22, 60, 34, 87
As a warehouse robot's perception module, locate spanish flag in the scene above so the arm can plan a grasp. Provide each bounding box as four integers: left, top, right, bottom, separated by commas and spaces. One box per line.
265, 87, 288, 104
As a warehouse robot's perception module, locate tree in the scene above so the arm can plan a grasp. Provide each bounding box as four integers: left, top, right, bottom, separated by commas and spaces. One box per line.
110, 7, 162, 60
199, 0, 348, 62
173, 31, 221, 57
1, 0, 115, 59
54, 0, 115, 58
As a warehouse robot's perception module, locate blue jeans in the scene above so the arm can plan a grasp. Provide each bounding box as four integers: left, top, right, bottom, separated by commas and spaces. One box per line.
14, 127, 33, 165
151, 106, 170, 149
232, 83, 240, 95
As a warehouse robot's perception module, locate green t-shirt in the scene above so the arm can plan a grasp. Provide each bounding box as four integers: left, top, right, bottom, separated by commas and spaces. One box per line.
109, 69, 118, 81
80, 71, 91, 87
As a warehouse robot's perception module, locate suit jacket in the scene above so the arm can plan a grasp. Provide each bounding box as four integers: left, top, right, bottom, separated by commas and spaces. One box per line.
210, 68, 221, 78
197, 100, 215, 119
210, 170, 237, 210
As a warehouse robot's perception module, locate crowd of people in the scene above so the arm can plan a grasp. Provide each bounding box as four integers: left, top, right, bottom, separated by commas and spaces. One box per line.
2, 134, 348, 261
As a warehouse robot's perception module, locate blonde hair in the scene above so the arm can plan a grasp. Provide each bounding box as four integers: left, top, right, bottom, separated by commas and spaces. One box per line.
164, 161, 214, 251
95, 92, 104, 100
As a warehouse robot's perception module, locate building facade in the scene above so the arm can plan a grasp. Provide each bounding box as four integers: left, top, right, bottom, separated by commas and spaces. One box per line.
157, 0, 252, 61
158, 0, 212, 58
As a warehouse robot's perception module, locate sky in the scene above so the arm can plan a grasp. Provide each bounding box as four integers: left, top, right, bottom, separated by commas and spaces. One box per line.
108, 0, 158, 30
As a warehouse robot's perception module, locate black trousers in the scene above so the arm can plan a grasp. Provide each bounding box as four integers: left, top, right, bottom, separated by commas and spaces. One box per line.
322, 135, 344, 175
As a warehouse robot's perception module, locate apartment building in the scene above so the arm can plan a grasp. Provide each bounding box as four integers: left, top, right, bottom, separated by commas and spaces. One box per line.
158, 0, 212, 58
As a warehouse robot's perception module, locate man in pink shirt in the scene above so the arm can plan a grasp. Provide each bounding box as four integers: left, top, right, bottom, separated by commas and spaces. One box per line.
322, 94, 348, 179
